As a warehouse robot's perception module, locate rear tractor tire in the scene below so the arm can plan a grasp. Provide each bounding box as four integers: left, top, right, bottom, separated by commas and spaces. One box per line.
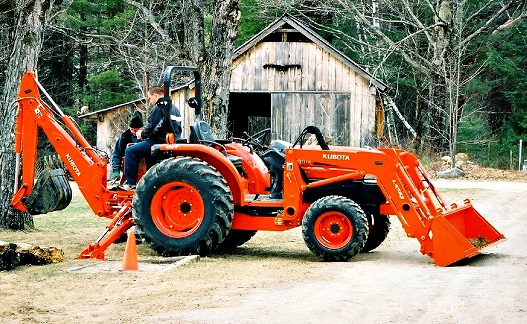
302, 196, 368, 262
133, 157, 234, 256
216, 230, 258, 251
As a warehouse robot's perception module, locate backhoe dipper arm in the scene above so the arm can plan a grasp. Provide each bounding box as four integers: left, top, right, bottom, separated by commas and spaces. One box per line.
11, 71, 114, 217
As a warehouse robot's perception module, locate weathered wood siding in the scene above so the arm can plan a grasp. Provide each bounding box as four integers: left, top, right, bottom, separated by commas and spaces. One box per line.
96, 106, 140, 153
272, 93, 351, 145
171, 86, 196, 137
231, 42, 376, 146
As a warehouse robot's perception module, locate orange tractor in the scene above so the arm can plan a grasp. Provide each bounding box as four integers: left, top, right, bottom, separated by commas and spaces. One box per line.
11, 66, 504, 266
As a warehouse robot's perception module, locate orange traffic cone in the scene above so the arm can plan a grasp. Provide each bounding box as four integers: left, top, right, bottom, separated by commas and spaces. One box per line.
121, 229, 138, 271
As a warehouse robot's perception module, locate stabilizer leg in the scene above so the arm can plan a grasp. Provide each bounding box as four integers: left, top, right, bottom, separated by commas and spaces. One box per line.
78, 201, 133, 260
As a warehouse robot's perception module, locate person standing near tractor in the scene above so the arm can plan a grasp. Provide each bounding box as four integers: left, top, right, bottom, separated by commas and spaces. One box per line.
109, 111, 144, 183
120, 86, 182, 190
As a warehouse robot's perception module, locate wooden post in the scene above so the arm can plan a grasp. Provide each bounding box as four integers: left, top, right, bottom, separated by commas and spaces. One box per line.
519, 140, 523, 171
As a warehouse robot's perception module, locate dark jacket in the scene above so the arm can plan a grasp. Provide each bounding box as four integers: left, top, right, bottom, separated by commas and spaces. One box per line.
112, 129, 140, 171
141, 100, 182, 142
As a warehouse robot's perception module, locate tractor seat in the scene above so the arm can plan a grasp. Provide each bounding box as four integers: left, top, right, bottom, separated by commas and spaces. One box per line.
190, 120, 215, 143
190, 120, 243, 166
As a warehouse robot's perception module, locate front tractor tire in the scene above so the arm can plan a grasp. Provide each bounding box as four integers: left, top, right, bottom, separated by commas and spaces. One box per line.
133, 157, 234, 256
361, 213, 391, 253
302, 196, 368, 262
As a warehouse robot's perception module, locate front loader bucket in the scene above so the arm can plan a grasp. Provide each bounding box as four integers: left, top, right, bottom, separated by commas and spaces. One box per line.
430, 202, 505, 266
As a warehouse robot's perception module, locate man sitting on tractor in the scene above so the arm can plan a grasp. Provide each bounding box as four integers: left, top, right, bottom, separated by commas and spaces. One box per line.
119, 86, 182, 190
109, 111, 144, 184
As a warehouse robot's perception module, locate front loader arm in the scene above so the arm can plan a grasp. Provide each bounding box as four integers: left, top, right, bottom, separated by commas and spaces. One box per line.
283, 146, 504, 266
11, 71, 115, 217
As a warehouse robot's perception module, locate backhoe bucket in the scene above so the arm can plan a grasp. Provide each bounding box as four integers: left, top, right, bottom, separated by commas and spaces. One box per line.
430, 202, 505, 266
24, 168, 72, 215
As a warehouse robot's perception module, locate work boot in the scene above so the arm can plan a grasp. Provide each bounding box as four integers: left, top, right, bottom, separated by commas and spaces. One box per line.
108, 170, 121, 184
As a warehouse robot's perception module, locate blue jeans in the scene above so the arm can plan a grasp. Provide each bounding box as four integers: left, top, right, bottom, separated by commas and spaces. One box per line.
124, 140, 155, 185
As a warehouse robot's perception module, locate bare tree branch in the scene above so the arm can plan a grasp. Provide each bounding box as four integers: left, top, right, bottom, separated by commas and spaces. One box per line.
462, 0, 518, 47
124, 0, 171, 43
339, 0, 438, 74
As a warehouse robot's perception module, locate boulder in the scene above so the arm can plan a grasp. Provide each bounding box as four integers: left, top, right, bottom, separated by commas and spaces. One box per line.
437, 167, 465, 178
455, 152, 469, 161
441, 156, 453, 166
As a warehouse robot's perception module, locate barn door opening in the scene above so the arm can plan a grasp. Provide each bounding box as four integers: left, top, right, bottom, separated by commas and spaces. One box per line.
228, 92, 271, 139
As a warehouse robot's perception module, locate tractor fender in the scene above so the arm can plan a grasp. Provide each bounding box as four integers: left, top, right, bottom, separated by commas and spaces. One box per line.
225, 142, 270, 194
152, 144, 246, 205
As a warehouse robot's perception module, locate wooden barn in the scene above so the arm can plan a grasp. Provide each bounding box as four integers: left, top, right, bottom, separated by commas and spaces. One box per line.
82, 14, 388, 154
229, 14, 387, 146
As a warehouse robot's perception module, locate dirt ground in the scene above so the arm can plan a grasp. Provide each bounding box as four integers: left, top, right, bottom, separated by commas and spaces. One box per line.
1, 177, 526, 324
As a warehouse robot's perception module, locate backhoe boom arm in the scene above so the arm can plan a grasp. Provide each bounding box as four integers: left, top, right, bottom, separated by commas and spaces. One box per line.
11, 71, 118, 218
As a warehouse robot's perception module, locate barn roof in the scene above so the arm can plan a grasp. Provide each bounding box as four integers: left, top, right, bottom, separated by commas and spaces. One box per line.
233, 14, 388, 92
80, 97, 144, 118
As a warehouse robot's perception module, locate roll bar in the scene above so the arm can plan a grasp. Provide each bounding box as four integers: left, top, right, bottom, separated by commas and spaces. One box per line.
162, 66, 202, 118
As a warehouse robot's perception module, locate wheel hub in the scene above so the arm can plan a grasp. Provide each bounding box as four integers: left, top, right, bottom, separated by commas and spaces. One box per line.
180, 201, 192, 214
314, 211, 353, 249
151, 182, 205, 238
330, 223, 340, 234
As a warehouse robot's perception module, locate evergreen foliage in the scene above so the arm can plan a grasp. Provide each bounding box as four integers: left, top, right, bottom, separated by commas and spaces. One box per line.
237, 0, 270, 46
458, 19, 527, 168
1, 0, 525, 168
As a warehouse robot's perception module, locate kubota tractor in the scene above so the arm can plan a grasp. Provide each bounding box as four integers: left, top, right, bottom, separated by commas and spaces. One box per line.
11, 66, 505, 266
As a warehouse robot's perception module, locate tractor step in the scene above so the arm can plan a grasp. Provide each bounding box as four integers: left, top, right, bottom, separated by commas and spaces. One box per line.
244, 194, 283, 206
245, 194, 283, 202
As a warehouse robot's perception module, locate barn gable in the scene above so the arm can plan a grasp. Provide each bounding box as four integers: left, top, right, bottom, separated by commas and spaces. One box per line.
233, 15, 387, 91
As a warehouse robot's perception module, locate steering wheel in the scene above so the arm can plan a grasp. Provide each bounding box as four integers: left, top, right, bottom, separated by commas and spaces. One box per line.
242, 128, 271, 150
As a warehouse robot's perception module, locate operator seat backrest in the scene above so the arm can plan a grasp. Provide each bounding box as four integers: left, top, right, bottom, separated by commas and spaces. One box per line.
188, 120, 244, 169
189, 120, 215, 143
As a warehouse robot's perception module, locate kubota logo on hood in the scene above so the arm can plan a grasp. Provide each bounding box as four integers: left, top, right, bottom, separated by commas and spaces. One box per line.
322, 153, 350, 161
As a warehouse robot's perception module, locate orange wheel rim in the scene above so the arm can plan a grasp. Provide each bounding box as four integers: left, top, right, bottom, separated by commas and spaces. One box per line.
150, 181, 205, 238
314, 211, 353, 249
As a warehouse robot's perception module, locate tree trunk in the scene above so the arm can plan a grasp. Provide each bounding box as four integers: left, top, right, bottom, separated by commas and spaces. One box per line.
200, 0, 241, 138
0, 6, 15, 86
183, 0, 206, 65
0, 0, 46, 230
428, 0, 452, 153
78, 25, 89, 94
0, 240, 65, 271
